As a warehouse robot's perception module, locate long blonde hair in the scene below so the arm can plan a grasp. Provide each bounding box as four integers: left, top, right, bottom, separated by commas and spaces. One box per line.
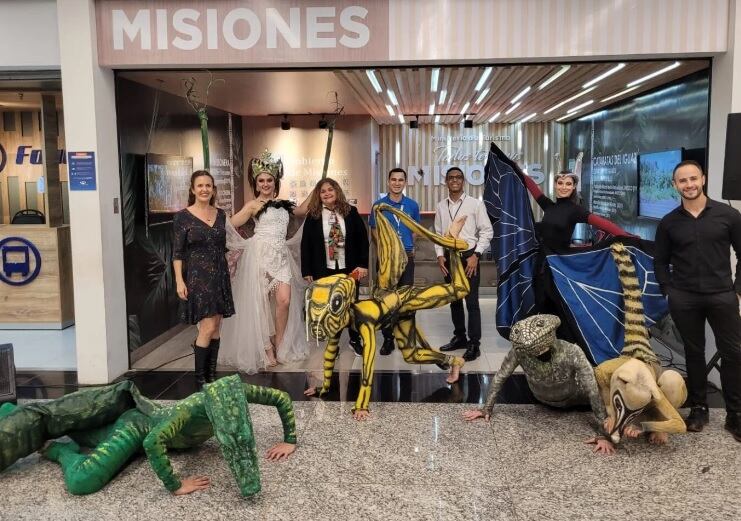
307, 178, 352, 219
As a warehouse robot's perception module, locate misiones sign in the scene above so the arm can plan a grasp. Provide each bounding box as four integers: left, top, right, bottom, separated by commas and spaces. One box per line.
95, 0, 389, 67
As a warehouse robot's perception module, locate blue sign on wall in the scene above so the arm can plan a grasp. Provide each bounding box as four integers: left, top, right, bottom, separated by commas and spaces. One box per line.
69, 151, 97, 191
0, 237, 42, 286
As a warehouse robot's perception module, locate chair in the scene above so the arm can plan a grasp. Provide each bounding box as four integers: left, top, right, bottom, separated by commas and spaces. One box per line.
11, 209, 46, 224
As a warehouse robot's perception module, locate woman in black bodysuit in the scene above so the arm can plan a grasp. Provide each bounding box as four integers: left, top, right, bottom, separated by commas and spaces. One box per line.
522, 171, 631, 339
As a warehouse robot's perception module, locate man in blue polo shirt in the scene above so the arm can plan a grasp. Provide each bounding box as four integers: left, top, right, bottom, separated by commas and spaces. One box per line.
369, 167, 421, 355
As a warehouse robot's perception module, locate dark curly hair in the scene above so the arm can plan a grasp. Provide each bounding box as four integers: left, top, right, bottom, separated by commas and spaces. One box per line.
307, 178, 352, 219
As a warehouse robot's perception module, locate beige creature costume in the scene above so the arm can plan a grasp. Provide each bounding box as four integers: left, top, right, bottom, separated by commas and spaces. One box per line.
595, 242, 687, 444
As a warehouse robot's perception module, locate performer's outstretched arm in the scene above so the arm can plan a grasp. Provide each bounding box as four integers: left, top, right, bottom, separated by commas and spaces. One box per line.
573, 358, 609, 435
586, 213, 631, 237
481, 349, 520, 414
242, 384, 297, 444
143, 409, 193, 492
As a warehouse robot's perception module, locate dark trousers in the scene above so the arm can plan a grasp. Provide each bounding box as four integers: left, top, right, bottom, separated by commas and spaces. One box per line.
381, 254, 415, 340
668, 288, 741, 414
324, 266, 362, 345
445, 250, 481, 344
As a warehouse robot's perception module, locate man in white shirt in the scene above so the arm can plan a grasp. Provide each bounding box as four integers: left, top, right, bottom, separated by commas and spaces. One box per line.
434, 166, 494, 361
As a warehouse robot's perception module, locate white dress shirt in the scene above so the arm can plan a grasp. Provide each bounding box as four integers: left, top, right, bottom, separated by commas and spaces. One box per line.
322, 206, 347, 269
433, 193, 494, 257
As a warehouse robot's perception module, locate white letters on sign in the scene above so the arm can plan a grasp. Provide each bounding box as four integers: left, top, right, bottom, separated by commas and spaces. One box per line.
111, 6, 371, 51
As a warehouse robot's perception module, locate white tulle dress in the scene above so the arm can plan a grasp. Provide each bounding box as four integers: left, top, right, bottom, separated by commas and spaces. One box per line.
220, 204, 309, 374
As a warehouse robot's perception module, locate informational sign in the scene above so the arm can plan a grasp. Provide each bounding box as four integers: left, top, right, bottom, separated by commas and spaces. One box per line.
0, 237, 42, 286
68, 151, 97, 191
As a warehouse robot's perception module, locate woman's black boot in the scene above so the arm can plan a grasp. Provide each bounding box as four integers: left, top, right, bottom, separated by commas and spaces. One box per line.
206, 338, 221, 383
193, 344, 210, 388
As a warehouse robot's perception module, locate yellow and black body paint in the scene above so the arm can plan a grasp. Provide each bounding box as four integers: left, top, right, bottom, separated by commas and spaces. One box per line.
305, 204, 469, 412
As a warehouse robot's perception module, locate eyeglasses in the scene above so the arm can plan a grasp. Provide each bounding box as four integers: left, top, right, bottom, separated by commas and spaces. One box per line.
446, 175, 464, 181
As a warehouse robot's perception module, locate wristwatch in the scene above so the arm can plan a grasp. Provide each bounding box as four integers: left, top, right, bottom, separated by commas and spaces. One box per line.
473, 251, 482, 259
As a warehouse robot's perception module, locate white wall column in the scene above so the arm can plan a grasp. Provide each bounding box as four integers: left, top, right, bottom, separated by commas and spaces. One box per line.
57, 0, 128, 383
708, 0, 741, 200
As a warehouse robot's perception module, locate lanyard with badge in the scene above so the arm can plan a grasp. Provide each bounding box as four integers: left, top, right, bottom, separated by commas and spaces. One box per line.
391, 202, 404, 240
447, 194, 466, 222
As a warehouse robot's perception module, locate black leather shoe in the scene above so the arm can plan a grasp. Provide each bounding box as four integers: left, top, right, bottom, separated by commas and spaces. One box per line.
725, 413, 741, 442
462, 342, 481, 361
380, 337, 394, 356
685, 405, 709, 432
440, 335, 468, 352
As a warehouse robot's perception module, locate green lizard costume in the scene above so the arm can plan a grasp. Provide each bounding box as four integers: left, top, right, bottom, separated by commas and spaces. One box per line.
0, 375, 296, 496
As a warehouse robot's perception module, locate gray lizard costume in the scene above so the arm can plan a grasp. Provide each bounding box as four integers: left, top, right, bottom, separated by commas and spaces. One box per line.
481, 314, 608, 434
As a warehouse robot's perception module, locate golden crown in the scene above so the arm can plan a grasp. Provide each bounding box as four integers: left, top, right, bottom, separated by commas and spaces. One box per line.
250, 149, 284, 180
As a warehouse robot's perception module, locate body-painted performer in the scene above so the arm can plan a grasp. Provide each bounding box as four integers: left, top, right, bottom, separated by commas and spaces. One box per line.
173, 170, 235, 386
462, 314, 612, 452
221, 150, 310, 372
0, 375, 296, 496
301, 177, 369, 356
369, 167, 421, 356
591, 242, 687, 448
304, 205, 468, 419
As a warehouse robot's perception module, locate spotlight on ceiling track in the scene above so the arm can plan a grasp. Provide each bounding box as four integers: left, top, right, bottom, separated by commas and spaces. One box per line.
410, 115, 419, 129
318, 115, 328, 129
463, 117, 473, 129
280, 115, 290, 130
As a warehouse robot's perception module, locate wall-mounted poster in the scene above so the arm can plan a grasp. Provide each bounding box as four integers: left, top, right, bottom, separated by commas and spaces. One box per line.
69, 151, 97, 191
145, 154, 193, 214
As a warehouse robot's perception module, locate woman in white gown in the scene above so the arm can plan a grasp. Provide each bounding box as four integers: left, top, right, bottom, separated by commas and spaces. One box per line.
220, 151, 310, 374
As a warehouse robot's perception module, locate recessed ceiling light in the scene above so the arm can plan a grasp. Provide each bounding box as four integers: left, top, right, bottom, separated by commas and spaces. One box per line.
460, 102, 471, 115
475, 67, 493, 91
556, 113, 574, 122
583, 63, 626, 88
386, 104, 395, 116
518, 112, 537, 123
428, 103, 435, 115
438, 89, 447, 104
539, 65, 571, 90
431, 68, 440, 92
398, 113, 405, 124
600, 86, 639, 102
505, 102, 521, 115
488, 111, 501, 123
511, 86, 531, 104
387, 89, 399, 106
366, 70, 382, 93
627, 61, 681, 88
567, 100, 593, 114
474, 88, 490, 106
544, 86, 596, 114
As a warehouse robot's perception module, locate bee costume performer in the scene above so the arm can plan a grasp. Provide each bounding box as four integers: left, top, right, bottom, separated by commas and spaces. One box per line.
305, 204, 468, 418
